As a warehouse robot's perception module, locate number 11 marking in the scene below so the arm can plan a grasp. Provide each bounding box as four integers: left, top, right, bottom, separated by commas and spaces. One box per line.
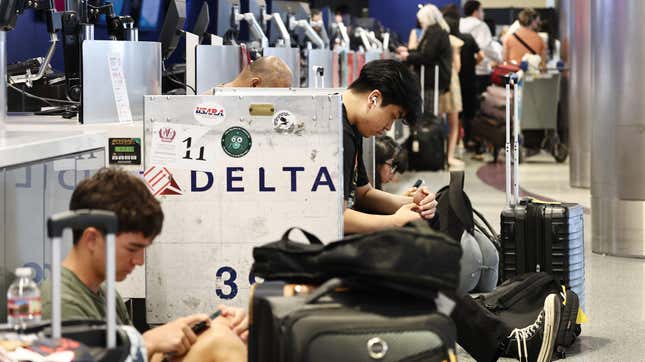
182, 137, 206, 161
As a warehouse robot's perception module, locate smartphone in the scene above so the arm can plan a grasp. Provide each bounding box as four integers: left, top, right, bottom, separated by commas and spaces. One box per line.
192, 309, 222, 334
413, 179, 424, 188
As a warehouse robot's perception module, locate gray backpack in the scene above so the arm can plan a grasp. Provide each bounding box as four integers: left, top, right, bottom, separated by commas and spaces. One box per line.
428, 171, 500, 294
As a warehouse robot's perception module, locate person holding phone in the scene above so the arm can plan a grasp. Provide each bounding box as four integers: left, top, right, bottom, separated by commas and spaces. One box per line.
41, 168, 248, 362
342, 60, 438, 235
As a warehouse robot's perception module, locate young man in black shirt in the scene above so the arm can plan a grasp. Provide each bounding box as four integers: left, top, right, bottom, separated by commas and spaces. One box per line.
341, 60, 564, 362
341, 60, 437, 234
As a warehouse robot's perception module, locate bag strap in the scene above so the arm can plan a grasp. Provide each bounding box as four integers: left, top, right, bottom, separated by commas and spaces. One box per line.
513, 33, 537, 55
304, 278, 343, 304
472, 208, 501, 251
498, 273, 555, 309
281, 227, 323, 245
448, 171, 474, 234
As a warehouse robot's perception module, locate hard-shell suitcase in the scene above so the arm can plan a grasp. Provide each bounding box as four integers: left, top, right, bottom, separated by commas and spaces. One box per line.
498, 76, 586, 308
248, 278, 457, 362
8, 210, 146, 361
407, 64, 445, 171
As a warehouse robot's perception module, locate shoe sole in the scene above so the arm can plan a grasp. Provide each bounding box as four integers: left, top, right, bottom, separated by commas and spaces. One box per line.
537, 294, 562, 362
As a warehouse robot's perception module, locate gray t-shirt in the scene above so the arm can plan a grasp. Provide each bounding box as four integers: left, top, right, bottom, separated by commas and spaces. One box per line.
42, 267, 131, 325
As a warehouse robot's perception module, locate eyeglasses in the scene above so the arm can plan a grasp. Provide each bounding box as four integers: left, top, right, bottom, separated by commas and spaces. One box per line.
384, 161, 398, 173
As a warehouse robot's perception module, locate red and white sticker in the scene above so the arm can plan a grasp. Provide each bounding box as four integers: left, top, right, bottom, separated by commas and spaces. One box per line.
144, 166, 183, 196
194, 103, 225, 125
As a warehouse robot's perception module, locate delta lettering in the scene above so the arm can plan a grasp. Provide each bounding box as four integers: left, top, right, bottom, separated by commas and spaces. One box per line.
191, 166, 336, 192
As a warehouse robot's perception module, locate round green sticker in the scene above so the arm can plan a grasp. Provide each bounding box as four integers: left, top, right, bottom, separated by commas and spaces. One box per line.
221, 127, 252, 158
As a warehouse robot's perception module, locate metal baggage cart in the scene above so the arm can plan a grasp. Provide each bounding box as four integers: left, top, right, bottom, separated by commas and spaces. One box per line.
520, 72, 568, 162
143, 90, 344, 322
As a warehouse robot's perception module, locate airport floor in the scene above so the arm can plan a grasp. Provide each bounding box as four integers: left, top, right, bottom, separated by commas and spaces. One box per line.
383, 151, 645, 361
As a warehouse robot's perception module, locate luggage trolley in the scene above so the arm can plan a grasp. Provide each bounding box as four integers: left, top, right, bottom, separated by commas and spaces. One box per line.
519, 71, 568, 163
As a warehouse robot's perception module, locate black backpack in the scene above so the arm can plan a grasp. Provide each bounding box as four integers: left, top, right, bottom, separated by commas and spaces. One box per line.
475, 272, 582, 358
251, 221, 462, 299
429, 171, 500, 248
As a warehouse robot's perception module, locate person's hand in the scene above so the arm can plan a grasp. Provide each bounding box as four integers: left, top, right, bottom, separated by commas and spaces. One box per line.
143, 314, 208, 357
218, 305, 249, 343
395, 46, 408, 54
402, 187, 417, 197
413, 186, 437, 219
393, 203, 422, 225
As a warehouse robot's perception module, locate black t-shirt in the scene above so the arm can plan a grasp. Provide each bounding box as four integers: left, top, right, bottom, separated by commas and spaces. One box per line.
343, 105, 369, 209
458, 32, 480, 88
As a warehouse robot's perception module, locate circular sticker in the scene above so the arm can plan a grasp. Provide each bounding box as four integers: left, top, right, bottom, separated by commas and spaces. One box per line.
273, 110, 297, 133
194, 103, 225, 125
221, 127, 252, 158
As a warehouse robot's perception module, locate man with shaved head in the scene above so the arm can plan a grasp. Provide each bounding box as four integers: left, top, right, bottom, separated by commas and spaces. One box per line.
204, 56, 293, 93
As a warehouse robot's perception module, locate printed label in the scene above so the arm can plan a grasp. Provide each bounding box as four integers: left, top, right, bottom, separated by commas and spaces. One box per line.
194, 104, 226, 125
8, 297, 42, 318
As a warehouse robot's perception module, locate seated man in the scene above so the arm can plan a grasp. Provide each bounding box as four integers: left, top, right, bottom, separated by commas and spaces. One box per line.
42, 168, 247, 362
341, 59, 436, 234
339, 59, 563, 362
203, 55, 293, 93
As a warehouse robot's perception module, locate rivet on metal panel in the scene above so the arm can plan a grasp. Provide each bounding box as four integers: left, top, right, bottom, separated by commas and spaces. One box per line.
166, 96, 170, 100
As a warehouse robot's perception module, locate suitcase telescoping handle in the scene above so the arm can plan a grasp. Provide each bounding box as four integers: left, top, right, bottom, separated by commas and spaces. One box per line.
414, 64, 440, 153
504, 74, 521, 208
419, 64, 440, 116
47, 209, 119, 348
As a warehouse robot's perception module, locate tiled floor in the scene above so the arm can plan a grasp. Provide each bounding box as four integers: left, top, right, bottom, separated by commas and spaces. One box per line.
384, 152, 645, 361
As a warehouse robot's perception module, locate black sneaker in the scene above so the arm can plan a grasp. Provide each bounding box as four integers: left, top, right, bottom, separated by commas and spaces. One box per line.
505, 293, 563, 362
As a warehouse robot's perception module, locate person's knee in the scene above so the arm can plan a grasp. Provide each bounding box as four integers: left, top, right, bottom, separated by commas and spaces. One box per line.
181, 320, 247, 362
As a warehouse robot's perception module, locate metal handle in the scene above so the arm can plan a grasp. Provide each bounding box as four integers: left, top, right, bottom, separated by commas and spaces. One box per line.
47, 209, 118, 238
434, 64, 439, 116
513, 80, 521, 204
47, 209, 118, 348
420, 65, 425, 113
505, 81, 512, 207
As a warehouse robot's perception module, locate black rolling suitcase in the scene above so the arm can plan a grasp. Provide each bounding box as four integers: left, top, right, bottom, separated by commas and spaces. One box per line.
498, 76, 586, 308
407, 64, 445, 171
248, 278, 457, 362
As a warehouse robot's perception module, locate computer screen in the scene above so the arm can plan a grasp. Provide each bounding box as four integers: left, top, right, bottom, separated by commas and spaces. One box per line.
139, 0, 163, 31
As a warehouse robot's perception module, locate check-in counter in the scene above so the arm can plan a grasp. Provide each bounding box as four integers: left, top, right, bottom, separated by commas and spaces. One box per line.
0, 124, 106, 321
